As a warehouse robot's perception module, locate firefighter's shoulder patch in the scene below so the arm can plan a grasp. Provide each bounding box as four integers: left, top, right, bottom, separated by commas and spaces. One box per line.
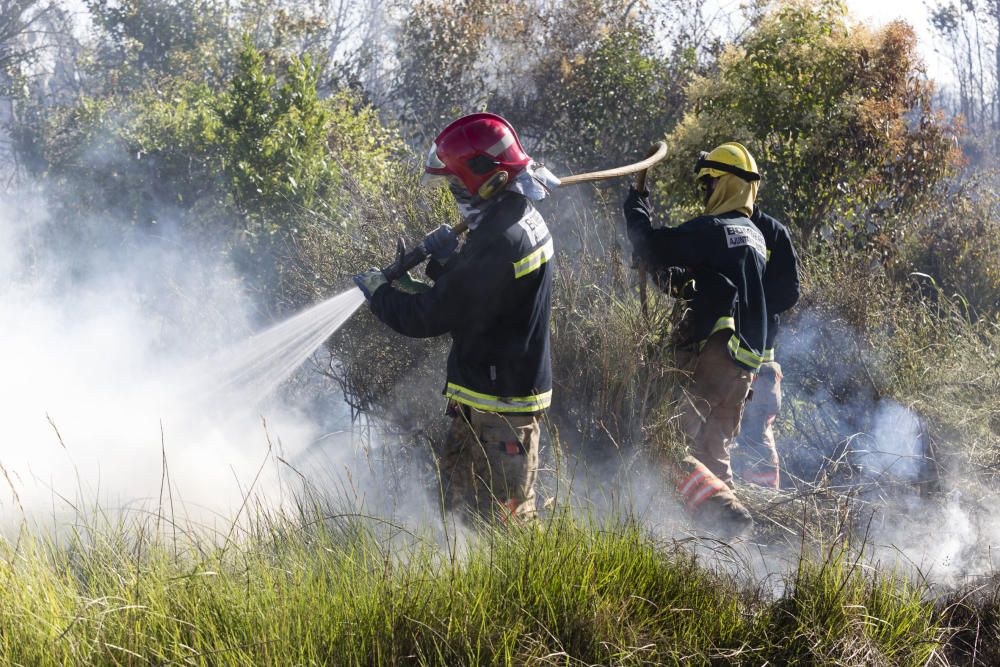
723, 223, 767, 258
517, 207, 548, 246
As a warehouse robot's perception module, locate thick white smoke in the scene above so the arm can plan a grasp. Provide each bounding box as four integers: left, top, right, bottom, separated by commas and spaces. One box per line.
0, 193, 353, 526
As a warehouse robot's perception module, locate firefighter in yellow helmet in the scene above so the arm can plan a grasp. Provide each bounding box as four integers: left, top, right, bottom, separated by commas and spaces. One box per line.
731, 204, 800, 489
624, 142, 767, 537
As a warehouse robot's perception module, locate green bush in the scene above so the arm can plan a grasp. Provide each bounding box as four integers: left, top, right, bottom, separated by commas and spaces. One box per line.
654, 0, 960, 249
17, 39, 408, 305
905, 180, 1000, 319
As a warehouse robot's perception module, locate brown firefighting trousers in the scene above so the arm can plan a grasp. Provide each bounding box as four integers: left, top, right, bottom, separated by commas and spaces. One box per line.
436, 405, 540, 524
733, 362, 782, 489
678, 332, 754, 487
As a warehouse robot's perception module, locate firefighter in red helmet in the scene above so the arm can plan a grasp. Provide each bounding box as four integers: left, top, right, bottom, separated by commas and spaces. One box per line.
354, 113, 557, 524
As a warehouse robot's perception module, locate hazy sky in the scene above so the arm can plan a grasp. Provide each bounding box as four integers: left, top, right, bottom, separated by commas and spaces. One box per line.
58, 0, 955, 89
844, 0, 950, 84
704, 0, 952, 88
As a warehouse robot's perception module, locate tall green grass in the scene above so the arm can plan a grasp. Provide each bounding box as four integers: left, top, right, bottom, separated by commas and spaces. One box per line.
0, 502, 947, 665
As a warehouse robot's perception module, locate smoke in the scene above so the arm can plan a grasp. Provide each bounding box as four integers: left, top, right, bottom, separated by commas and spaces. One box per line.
2, 158, 995, 592
854, 400, 926, 486
0, 191, 360, 526
772, 305, 1000, 587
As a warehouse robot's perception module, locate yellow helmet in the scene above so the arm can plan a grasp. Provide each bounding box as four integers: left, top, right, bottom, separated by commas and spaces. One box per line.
694, 142, 760, 182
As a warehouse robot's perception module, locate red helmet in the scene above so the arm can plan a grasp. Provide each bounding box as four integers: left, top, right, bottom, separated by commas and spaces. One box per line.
424, 113, 532, 199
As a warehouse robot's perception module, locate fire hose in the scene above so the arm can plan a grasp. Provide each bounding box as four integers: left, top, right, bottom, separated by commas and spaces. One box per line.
381, 141, 668, 281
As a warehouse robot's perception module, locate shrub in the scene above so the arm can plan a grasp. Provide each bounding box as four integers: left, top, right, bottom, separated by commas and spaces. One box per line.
655, 0, 961, 249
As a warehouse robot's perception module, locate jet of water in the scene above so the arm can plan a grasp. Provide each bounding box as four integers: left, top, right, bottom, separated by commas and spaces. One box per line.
181, 287, 367, 410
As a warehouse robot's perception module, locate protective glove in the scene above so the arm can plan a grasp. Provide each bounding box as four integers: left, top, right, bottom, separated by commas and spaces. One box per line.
624, 185, 651, 214
395, 270, 431, 295
624, 186, 654, 250
353, 268, 388, 300
422, 224, 459, 263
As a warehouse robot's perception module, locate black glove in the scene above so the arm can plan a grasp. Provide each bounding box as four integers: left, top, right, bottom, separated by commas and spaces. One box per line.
422, 224, 459, 263
624, 186, 651, 216
624, 186, 654, 252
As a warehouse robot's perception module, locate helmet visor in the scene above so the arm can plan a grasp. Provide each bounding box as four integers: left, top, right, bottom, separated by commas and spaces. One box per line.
424, 142, 448, 173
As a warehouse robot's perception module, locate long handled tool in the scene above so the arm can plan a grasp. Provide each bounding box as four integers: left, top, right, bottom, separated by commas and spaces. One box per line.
633, 143, 664, 321
382, 142, 668, 281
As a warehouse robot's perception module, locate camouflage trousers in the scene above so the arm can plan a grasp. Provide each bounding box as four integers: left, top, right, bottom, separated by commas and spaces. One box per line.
733, 362, 782, 489
435, 405, 540, 524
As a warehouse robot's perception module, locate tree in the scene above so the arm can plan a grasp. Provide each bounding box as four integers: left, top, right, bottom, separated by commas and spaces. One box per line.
1, 0, 78, 185
495, 0, 697, 174
657, 0, 961, 249
391, 0, 708, 173
0, 0, 59, 78
929, 0, 1000, 158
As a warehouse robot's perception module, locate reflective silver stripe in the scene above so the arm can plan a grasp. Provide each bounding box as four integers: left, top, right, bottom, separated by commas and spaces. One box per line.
485, 132, 514, 157
689, 481, 724, 509
425, 142, 445, 169
761, 348, 775, 363
512, 238, 554, 279
445, 383, 551, 413
679, 469, 707, 497
698, 322, 763, 370
709, 316, 735, 338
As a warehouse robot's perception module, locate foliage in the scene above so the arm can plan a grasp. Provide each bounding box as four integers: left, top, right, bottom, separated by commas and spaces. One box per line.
775, 245, 1000, 490
393, 0, 703, 172
0, 505, 947, 665
84, 0, 234, 92
15, 38, 405, 304
5, 0, 1000, 658
544, 193, 687, 465
81, 0, 343, 96
498, 15, 689, 174
905, 178, 1000, 318
656, 0, 961, 250
0, 0, 71, 89
392, 0, 508, 143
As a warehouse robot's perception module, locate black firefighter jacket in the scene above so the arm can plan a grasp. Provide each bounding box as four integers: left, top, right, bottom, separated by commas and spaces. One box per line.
369, 191, 553, 414
624, 188, 768, 372
750, 206, 800, 361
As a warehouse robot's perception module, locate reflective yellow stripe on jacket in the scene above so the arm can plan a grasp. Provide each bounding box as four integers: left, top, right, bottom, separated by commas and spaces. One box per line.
700, 316, 764, 372
727, 335, 764, 370
446, 383, 552, 413
512, 238, 554, 279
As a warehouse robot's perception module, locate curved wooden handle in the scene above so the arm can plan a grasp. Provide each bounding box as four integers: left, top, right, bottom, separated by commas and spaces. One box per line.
557, 141, 667, 187
635, 142, 664, 194
448, 142, 667, 238
633, 142, 665, 323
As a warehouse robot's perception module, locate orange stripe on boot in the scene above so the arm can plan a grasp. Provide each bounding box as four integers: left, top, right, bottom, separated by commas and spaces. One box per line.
498, 499, 520, 524
744, 469, 779, 489
687, 477, 729, 511
677, 469, 707, 497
